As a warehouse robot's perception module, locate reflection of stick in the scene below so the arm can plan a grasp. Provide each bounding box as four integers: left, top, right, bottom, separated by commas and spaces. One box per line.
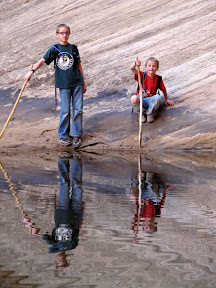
0, 161, 25, 215
0, 161, 18, 198
0, 161, 40, 235
0, 64, 33, 139
137, 58, 143, 148
136, 152, 142, 233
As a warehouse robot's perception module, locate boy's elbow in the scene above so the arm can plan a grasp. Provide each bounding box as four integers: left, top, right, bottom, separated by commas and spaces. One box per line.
130, 68, 137, 75
38, 58, 46, 66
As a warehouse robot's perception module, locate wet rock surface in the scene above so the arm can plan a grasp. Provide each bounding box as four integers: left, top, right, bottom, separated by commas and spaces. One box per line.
0, 0, 216, 152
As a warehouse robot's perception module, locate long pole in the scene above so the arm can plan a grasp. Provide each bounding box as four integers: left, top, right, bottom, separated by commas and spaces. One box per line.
137, 61, 143, 148
0, 64, 32, 139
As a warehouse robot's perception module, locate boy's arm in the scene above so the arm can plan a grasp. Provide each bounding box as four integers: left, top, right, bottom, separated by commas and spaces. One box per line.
25, 58, 46, 82
161, 86, 174, 106
77, 62, 87, 94
130, 59, 141, 75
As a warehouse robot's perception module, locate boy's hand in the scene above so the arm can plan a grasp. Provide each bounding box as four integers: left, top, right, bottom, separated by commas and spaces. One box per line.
130, 59, 141, 74
165, 99, 174, 106
135, 59, 141, 67
25, 71, 33, 82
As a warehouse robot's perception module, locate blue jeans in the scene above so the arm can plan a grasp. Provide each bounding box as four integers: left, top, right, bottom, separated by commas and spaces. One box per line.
58, 157, 83, 213
141, 94, 162, 116
58, 86, 83, 139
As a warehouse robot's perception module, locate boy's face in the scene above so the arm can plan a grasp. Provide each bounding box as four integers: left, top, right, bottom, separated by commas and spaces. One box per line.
56, 27, 70, 45
145, 60, 158, 77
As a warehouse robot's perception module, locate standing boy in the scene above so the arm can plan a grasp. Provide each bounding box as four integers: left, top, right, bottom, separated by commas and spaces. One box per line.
130, 57, 174, 123
25, 24, 86, 148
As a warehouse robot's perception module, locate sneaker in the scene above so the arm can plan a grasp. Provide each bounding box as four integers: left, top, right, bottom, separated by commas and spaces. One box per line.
138, 113, 146, 123
147, 114, 155, 123
132, 102, 140, 113
73, 137, 82, 149
60, 138, 71, 146
72, 152, 81, 161
142, 114, 147, 123
142, 114, 146, 123
59, 152, 71, 158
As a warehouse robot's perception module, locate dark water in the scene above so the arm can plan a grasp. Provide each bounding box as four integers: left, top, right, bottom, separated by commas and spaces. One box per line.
0, 151, 215, 288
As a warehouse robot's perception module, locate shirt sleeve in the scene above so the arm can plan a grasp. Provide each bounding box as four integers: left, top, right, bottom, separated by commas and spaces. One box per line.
43, 46, 57, 65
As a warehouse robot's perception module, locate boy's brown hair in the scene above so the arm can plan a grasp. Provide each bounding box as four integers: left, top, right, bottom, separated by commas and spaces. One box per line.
145, 57, 159, 68
56, 24, 70, 34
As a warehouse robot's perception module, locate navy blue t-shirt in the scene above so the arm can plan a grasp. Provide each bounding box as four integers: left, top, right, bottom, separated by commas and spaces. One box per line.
43, 43, 84, 89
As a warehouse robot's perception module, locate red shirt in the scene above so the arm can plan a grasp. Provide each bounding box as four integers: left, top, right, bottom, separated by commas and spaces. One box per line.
135, 71, 165, 97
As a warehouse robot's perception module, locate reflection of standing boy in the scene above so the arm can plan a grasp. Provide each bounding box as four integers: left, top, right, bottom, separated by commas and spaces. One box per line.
25, 24, 86, 148
130, 57, 174, 123
42, 153, 84, 267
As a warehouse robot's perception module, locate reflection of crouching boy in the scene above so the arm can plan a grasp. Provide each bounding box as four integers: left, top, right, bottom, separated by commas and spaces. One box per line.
130, 57, 174, 123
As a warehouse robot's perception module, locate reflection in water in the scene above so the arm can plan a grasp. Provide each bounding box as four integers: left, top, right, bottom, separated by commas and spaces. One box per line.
0, 152, 215, 287
0, 161, 41, 236
42, 153, 84, 268
129, 157, 173, 237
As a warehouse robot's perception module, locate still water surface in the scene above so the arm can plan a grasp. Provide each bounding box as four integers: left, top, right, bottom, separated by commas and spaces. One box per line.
0, 151, 215, 288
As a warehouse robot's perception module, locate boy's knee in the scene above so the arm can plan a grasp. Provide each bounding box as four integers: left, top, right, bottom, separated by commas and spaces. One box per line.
73, 109, 83, 119
131, 95, 139, 105
155, 94, 162, 102
152, 94, 162, 105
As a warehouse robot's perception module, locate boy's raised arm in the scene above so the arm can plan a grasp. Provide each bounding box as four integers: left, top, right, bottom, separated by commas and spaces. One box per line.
130, 59, 141, 75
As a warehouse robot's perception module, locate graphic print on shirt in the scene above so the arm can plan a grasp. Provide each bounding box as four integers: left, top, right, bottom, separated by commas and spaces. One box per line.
56, 52, 74, 70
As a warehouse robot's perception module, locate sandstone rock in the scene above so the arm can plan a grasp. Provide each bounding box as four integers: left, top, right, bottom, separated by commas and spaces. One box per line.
0, 0, 215, 151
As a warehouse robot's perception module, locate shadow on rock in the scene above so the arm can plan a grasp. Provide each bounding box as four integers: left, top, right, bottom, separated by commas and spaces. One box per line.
84, 88, 128, 106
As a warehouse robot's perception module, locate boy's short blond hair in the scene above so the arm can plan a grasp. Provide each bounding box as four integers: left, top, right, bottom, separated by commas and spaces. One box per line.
145, 57, 159, 68
56, 24, 70, 34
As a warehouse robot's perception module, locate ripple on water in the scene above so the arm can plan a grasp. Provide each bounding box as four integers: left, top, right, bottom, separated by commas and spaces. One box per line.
0, 152, 215, 288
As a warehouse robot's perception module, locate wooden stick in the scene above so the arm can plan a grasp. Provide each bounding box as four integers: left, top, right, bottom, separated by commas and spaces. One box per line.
0, 64, 33, 139
137, 62, 143, 148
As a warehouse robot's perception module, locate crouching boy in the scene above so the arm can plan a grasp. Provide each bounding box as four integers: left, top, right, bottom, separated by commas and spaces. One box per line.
130, 57, 174, 123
